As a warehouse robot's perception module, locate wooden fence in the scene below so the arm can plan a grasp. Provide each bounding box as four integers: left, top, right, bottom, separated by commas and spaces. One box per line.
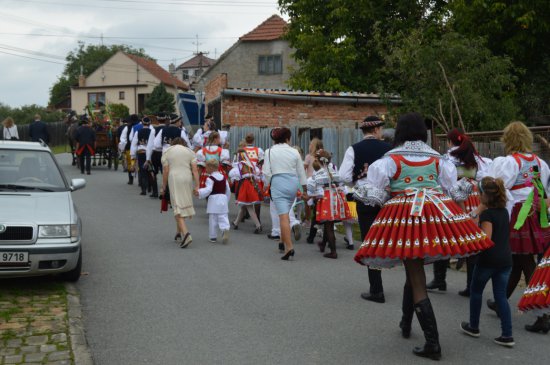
0, 121, 68, 147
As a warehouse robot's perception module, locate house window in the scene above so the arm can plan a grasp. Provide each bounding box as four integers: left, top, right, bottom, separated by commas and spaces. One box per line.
119, 91, 125, 100
88, 92, 106, 109
182, 69, 189, 80
258, 55, 282, 75
194, 69, 202, 77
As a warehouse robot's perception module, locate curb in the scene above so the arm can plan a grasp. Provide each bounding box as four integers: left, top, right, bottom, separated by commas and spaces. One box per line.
66, 283, 94, 365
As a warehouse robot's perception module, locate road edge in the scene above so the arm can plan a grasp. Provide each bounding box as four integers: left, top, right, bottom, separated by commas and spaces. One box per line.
66, 283, 94, 365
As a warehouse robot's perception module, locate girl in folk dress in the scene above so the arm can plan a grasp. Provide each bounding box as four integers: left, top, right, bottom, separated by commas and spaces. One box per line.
229, 148, 263, 233
518, 246, 550, 333
196, 132, 230, 189
427, 128, 492, 295
307, 150, 351, 259
482, 121, 550, 332
353, 113, 493, 360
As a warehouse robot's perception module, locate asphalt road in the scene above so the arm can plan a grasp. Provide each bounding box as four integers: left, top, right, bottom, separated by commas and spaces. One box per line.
60, 153, 548, 365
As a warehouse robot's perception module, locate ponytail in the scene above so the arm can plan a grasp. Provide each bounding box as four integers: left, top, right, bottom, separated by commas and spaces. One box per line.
447, 128, 479, 169
479, 176, 507, 209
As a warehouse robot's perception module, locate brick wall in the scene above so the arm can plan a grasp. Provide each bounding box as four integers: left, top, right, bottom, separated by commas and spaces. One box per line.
204, 73, 228, 104
221, 95, 388, 128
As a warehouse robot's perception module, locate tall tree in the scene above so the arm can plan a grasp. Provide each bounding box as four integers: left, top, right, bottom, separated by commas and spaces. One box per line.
48, 42, 152, 107
278, 0, 448, 92
450, 1, 550, 122
380, 30, 518, 132
144, 83, 175, 114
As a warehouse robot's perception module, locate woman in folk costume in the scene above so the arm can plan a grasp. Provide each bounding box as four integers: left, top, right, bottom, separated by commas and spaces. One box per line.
483, 121, 550, 333
518, 245, 550, 333
427, 128, 492, 296
196, 131, 230, 188
306, 149, 351, 259
353, 113, 493, 360
229, 148, 263, 233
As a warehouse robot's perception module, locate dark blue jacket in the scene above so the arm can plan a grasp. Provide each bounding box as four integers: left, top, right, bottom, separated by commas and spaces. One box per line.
29, 120, 50, 143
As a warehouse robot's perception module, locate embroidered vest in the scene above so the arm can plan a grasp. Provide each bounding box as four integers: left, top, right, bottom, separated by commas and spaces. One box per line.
202, 146, 222, 162
511, 153, 541, 190
162, 126, 181, 145
456, 165, 477, 179
390, 155, 440, 194
137, 128, 151, 146
209, 176, 227, 195
244, 146, 259, 164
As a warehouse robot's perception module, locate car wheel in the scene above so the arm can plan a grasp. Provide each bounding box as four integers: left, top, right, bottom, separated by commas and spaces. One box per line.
60, 250, 82, 282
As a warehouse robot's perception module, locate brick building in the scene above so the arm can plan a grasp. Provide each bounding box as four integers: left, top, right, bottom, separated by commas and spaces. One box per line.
205, 73, 399, 129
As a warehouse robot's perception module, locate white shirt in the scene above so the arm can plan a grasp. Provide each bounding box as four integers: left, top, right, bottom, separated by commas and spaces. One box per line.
130, 126, 150, 158
489, 154, 550, 209
118, 126, 129, 153
339, 135, 385, 185
3, 125, 19, 140
198, 171, 231, 214
444, 146, 492, 181
145, 126, 161, 161
263, 143, 307, 186
153, 128, 192, 154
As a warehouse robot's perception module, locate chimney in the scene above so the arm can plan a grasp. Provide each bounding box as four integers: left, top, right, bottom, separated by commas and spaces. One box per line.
169, 63, 175, 74
78, 65, 85, 87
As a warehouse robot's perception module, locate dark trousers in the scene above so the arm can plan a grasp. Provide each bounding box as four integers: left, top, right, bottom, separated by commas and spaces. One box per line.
79, 150, 91, 173
357, 201, 383, 294
137, 153, 148, 193
150, 150, 163, 195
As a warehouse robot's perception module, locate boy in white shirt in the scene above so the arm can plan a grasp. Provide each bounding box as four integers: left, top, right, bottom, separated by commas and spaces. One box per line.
197, 159, 231, 243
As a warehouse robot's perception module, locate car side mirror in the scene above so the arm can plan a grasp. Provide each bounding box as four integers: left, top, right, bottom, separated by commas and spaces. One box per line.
70, 178, 86, 191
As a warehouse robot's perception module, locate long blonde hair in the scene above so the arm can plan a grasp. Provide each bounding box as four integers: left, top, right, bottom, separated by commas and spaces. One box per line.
502, 121, 533, 155
2, 117, 14, 128
309, 137, 324, 155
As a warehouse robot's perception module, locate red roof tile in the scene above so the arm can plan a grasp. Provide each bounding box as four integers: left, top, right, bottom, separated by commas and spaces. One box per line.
125, 53, 188, 90
240, 14, 288, 41
176, 53, 216, 69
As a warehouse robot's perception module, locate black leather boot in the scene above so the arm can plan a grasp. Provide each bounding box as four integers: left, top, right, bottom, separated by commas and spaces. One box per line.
426, 260, 447, 291
525, 315, 550, 334
413, 298, 441, 360
306, 226, 317, 244
150, 178, 158, 198
400, 284, 414, 338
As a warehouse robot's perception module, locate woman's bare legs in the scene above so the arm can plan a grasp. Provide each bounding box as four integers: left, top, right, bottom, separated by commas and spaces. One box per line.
279, 213, 293, 253
175, 215, 188, 235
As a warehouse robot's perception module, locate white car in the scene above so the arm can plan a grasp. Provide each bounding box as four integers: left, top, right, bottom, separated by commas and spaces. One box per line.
0, 141, 85, 281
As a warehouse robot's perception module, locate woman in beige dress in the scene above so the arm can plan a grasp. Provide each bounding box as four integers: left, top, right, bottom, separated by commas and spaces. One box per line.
161, 138, 200, 248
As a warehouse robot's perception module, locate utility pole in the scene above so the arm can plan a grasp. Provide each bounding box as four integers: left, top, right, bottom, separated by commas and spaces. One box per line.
192, 35, 209, 85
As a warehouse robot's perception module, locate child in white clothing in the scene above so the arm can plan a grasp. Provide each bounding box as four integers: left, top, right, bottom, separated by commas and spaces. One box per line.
198, 159, 231, 243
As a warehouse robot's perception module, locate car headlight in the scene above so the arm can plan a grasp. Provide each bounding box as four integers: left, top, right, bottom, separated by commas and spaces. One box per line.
38, 225, 79, 241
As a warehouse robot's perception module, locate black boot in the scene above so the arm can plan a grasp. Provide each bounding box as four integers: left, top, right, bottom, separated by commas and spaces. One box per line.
426, 260, 447, 291
413, 298, 441, 360
150, 178, 158, 198
127, 174, 134, 185
400, 284, 414, 338
306, 226, 317, 244
525, 315, 550, 334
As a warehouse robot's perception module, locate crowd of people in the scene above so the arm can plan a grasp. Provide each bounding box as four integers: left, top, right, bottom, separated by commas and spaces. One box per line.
104, 111, 550, 360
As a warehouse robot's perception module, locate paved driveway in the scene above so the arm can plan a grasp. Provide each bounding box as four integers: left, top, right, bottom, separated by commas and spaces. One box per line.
59, 154, 547, 365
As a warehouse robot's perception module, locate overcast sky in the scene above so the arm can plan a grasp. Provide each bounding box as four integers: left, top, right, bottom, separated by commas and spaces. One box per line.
0, 0, 280, 107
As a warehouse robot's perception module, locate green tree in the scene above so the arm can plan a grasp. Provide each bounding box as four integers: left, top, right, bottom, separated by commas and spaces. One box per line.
450, 1, 550, 122
278, 0, 448, 92
381, 31, 518, 132
48, 42, 153, 107
0, 102, 64, 125
108, 103, 130, 120
144, 83, 175, 114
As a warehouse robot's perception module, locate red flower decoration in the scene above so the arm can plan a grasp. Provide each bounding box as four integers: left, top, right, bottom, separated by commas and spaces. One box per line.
404, 177, 411, 184
417, 176, 424, 182
523, 173, 529, 178
428, 175, 434, 180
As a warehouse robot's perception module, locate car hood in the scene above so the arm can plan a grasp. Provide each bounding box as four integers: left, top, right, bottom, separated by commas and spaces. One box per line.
0, 192, 73, 224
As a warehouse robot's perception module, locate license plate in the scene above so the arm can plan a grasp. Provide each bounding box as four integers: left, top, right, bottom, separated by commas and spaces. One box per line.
0, 252, 29, 264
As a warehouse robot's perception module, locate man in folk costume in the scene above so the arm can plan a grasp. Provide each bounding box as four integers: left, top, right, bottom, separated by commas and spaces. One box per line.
74, 115, 96, 175
340, 115, 392, 303
146, 112, 168, 198
131, 116, 153, 196
152, 114, 191, 155
118, 114, 140, 185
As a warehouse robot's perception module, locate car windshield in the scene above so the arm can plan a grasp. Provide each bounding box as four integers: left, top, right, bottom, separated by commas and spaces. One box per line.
0, 149, 68, 192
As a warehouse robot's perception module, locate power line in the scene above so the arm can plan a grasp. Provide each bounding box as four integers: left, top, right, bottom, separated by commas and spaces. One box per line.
0, 32, 240, 40
0, 49, 66, 65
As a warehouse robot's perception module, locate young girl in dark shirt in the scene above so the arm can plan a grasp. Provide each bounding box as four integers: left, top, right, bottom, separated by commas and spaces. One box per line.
461, 177, 515, 347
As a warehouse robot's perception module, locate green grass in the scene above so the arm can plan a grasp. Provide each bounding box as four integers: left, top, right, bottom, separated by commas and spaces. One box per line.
50, 144, 70, 154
